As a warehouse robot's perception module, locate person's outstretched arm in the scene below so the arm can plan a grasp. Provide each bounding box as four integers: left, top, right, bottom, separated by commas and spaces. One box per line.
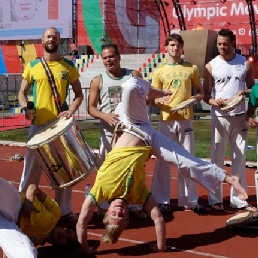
20, 184, 45, 217
21, 184, 61, 221
144, 195, 166, 252
26, 184, 47, 202
76, 195, 97, 254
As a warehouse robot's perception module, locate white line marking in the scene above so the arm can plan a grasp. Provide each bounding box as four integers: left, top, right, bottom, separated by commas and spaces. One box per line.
88, 232, 229, 258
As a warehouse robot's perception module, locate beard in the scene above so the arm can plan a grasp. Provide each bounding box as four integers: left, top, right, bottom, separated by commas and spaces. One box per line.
44, 43, 59, 53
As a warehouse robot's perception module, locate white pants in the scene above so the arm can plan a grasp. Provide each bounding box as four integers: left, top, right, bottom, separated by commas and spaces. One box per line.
123, 121, 226, 193
19, 124, 72, 216
120, 78, 226, 196
98, 128, 113, 166
151, 120, 199, 208
0, 178, 37, 258
209, 115, 248, 208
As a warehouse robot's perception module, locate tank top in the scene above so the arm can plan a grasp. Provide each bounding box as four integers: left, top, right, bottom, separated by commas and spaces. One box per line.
210, 54, 247, 116
99, 69, 134, 134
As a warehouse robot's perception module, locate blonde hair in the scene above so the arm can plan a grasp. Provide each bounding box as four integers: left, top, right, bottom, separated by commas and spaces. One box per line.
102, 214, 129, 244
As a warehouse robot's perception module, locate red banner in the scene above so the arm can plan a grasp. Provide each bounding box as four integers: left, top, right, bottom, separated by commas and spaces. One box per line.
162, 1, 258, 55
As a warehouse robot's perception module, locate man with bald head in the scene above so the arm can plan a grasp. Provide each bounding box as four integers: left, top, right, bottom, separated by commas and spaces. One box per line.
18, 27, 83, 221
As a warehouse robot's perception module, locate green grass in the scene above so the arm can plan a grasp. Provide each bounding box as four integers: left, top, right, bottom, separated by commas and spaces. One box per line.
0, 119, 256, 161
193, 119, 257, 161
0, 128, 29, 142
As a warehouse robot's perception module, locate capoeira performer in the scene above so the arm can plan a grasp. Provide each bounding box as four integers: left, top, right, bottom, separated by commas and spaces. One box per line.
76, 77, 247, 254
0, 178, 77, 258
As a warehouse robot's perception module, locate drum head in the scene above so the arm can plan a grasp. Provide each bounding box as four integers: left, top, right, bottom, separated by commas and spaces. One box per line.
226, 212, 253, 228
220, 95, 244, 112
170, 98, 196, 112
27, 117, 74, 148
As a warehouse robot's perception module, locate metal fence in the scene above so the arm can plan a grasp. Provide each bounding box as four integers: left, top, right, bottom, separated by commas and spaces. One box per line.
0, 73, 201, 128
68, 87, 92, 120
0, 74, 94, 127
6, 72, 250, 127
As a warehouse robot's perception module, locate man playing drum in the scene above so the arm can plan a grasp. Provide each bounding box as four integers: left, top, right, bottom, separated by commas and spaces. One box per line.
18, 27, 83, 221
0, 178, 78, 258
203, 28, 255, 212
150, 33, 206, 215
76, 77, 248, 254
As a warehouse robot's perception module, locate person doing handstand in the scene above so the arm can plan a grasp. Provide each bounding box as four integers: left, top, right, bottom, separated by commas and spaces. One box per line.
76, 77, 248, 255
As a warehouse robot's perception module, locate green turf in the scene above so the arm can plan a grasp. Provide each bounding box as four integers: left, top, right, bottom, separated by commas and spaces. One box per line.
0, 118, 256, 161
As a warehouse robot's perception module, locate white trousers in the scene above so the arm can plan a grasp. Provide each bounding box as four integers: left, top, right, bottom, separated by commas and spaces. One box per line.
0, 177, 37, 258
123, 121, 226, 193
209, 115, 248, 208
98, 128, 113, 166
19, 124, 72, 216
151, 120, 199, 208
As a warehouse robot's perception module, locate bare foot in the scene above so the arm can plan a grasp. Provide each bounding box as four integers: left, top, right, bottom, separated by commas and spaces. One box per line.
224, 175, 248, 201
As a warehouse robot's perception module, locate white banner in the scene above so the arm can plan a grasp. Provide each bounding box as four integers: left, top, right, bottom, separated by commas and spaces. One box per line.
0, 0, 72, 40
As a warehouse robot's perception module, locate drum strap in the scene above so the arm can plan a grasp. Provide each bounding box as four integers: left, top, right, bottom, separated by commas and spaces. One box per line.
40, 57, 63, 114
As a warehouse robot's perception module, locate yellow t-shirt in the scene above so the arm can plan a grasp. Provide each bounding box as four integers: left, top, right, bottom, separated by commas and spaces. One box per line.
152, 62, 200, 121
89, 146, 152, 206
22, 58, 80, 125
18, 193, 61, 246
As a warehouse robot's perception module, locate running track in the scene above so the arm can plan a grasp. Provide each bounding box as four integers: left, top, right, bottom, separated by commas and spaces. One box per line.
0, 145, 258, 258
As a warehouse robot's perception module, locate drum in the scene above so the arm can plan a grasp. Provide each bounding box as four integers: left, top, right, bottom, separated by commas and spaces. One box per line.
27, 117, 99, 189
219, 95, 245, 113
170, 98, 196, 113
226, 212, 253, 228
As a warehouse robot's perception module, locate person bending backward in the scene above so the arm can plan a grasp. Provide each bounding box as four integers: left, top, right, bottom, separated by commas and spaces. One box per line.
76, 77, 248, 254
0, 178, 78, 258
87, 43, 146, 218
151, 33, 206, 215
203, 28, 255, 212
18, 27, 83, 220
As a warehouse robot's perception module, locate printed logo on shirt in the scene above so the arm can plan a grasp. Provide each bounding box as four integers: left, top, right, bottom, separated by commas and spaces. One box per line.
108, 86, 122, 112
214, 74, 245, 84
120, 167, 134, 194
214, 76, 231, 84
235, 64, 244, 71
61, 71, 69, 81
170, 79, 181, 89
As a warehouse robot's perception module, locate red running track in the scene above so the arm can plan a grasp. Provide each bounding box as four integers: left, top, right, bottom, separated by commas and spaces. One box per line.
0, 145, 258, 258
